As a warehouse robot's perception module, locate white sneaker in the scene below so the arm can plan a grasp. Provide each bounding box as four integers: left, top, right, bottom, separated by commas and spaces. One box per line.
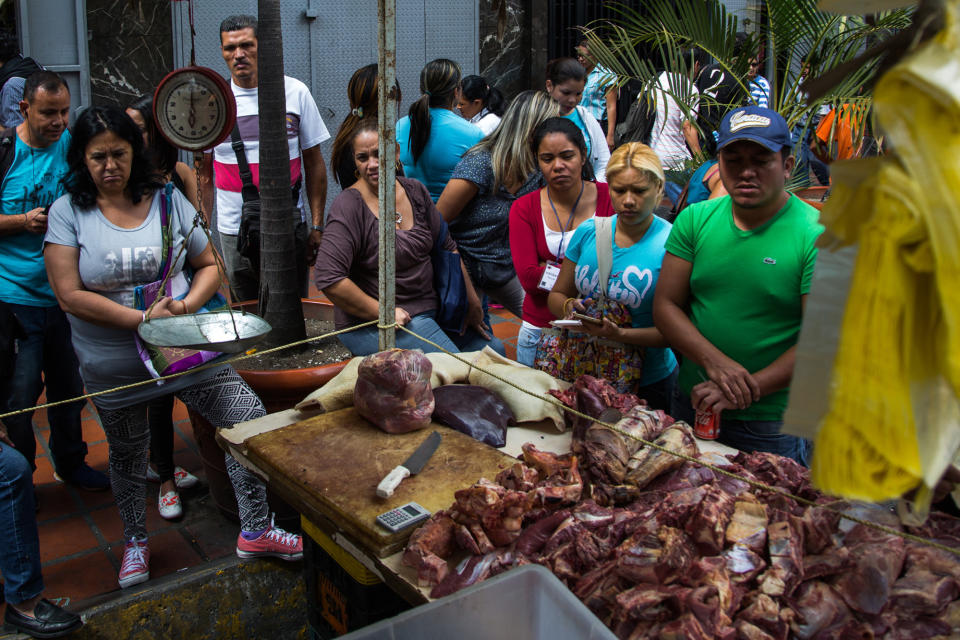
172, 467, 199, 489
158, 490, 183, 520
147, 466, 199, 490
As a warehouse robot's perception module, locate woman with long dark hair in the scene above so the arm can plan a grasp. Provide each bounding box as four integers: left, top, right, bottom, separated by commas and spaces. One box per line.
437, 90, 559, 318
125, 94, 201, 521
457, 75, 505, 136
329, 63, 402, 189
397, 58, 483, 202
316, 119, 502, 356
509, 117, 613, 367
544, 57, 609, 181
44, 106, 302, 590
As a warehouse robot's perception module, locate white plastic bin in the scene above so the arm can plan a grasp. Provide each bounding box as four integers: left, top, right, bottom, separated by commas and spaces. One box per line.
339, 564, 616, 640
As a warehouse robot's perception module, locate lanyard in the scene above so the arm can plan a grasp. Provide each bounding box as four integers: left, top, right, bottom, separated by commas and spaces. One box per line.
546, 180, 585, 261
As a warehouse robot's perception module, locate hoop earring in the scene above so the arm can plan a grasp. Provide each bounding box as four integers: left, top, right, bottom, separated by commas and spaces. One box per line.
354, 169, 360, 179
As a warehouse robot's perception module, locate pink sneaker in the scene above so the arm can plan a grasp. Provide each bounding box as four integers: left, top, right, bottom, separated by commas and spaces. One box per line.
236, 516, 303, 561
118, 539, 150, 588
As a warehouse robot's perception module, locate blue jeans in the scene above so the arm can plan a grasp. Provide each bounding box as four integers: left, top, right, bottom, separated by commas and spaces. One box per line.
338, 310, 505, 357
664, 181, 683, 206
635, 366, 678, 412
515, 323, 542, 368
671, 387, 810, 467
0, 443, 42, 605
0, 304, 87, 475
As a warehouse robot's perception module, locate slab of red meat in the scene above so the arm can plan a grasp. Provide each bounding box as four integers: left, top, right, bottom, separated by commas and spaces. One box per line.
735, 620, 778, 640
831, 524, 905, 615
686, 484, 737, 555
791, 505, 838, 555
885, 618, 953, 639
624, 421, 697, 490
907, 511, 960, 548
723, 543, 768, 584
582, 405, 668, 485
429, 551, 499, 598
888, 569, 959, 617
724, 496, 768, 554
548, 374, 644, 438
658, 612, 712, 639
687, 556, 743, 620
732, 451, 809, 494
757, 518, 804, 598
737, 593, 790, 640
354, 349, 434, 433
801, 546, 851, 582
402, 511, 457, 585
494, 462, 538, 492
788, 581, 854, 639
513, 509, 569, 557
645, 461, 716, 492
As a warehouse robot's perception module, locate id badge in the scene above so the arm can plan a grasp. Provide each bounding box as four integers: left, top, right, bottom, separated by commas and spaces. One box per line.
538, 262, 561, 291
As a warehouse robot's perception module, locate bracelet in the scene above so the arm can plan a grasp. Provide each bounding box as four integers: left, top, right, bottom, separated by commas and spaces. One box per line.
562, 297, 576, 317
311, 224, 324, 232
140, 311, 146, 324
180, 300, 189, 315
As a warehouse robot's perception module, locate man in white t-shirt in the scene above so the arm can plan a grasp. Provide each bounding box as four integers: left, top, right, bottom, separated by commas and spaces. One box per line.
649, 53, 702, 204
199, 14, 330, 302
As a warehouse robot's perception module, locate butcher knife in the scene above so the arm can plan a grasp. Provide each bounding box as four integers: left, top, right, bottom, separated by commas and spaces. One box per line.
376, 431, 442, 498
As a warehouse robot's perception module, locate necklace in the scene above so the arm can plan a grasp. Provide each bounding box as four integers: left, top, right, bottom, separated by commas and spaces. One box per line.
546, 180, 585, 261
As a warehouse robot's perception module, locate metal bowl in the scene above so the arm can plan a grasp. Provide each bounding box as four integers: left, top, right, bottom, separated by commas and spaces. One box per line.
137, 311, 272, 354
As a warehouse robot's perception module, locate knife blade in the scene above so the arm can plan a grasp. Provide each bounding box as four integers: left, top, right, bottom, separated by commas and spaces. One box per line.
376, 431, 442, 498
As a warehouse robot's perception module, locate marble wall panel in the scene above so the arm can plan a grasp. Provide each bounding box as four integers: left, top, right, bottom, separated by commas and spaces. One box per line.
478, 0, 533, 100
87, 0, 173, 108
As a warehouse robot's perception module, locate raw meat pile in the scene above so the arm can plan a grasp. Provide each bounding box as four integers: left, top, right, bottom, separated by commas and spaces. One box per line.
354, 349, 434, 434
404, 377, 960, 639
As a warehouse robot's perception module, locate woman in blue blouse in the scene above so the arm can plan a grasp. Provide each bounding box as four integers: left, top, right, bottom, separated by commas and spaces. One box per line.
397, 59, 483, 202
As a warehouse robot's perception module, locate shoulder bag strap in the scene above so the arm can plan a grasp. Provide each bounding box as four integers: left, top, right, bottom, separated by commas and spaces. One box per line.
593, 217, 613, 306
594, 216, 614, 303
157, 183, 175, 284
0, 127, 17, 186
230, 125, 259, 203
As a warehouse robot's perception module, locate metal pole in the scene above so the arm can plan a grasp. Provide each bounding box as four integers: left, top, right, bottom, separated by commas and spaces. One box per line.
378, 0, 398, 351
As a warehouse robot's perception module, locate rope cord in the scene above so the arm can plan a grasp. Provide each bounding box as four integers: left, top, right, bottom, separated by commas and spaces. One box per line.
395, 324, 960, 557
2, 314, 955, 556
0, 321, 377, 420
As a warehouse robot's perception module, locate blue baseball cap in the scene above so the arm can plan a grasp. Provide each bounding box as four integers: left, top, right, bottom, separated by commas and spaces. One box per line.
717, 105, 791, 152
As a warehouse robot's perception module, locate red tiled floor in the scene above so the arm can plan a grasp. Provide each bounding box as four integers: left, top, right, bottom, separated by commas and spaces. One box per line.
37, 516, 101, 564
89, 497, 171, 545
85, 441, 111, 471
40, 551, 121, 601
136, 529, 204, 580
81, 416, 106, 443
33, 455, 56, 484
74, 484, 118, 510
503, 344, 517, 361
492, 321, 521, 340
34, 483, 81, 521
172, 399, 189, 422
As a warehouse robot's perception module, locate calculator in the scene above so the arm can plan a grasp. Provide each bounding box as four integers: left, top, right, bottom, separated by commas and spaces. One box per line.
376, 502, 431, 532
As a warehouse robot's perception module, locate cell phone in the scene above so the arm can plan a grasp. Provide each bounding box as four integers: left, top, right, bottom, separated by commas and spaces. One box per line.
571, 312, 603, 325
550, 319, 583, 328
376, 501, 431, 532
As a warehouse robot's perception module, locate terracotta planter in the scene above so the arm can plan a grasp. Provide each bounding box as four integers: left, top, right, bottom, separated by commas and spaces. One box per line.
190, 299, 350, 525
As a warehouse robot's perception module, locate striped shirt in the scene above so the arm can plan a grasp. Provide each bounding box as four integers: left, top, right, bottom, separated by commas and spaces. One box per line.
208, 76, 330, 235
580, 65, 615, 121
750, 76, 771, 108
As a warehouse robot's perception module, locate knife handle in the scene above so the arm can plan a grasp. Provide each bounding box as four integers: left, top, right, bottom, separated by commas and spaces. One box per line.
377, 465, 410, 498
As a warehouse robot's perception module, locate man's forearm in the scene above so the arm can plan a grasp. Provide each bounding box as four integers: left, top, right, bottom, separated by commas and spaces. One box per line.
751, 345, 797, 398
0, 213, 27, 236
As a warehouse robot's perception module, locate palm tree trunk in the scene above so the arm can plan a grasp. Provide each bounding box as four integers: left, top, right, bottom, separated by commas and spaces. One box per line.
257, 0, 306, 347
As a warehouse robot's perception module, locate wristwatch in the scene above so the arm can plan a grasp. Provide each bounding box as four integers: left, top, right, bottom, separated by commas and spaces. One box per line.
311, 224, 324, 232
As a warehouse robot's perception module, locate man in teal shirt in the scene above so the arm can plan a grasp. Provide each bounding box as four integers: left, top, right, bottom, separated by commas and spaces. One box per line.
0, 71, 108, 490
653, 105, 822, 465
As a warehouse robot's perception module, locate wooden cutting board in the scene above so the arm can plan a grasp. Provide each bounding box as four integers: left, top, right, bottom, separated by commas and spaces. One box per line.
243, 407, 519, 557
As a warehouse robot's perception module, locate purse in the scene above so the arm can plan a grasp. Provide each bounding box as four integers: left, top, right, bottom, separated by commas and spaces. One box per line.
534, 216, 644, 392
134, 183, 228, 379
431, 218, 468, 334
231, 126, 307, 286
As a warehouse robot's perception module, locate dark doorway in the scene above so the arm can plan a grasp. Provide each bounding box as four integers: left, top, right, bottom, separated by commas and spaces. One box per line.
547, 0, 650, 61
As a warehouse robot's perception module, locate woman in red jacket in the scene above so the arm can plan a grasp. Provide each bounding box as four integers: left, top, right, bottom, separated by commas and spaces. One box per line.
509, 117, 613, 367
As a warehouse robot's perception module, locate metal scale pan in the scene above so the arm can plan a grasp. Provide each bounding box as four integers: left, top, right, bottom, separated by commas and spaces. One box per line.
138, 311, 271, 354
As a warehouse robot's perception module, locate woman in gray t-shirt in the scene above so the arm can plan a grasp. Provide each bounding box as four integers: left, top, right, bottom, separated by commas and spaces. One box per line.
44, 106, 302, 590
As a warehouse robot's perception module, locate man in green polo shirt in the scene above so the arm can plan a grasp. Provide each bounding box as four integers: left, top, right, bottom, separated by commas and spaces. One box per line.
653, 105, 823, 465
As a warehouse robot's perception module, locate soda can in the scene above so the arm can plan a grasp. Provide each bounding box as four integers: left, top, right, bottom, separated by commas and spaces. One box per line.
694, 409, 720, 440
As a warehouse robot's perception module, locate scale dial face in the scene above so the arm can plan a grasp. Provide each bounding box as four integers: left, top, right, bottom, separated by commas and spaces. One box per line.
153, 67, 236, 151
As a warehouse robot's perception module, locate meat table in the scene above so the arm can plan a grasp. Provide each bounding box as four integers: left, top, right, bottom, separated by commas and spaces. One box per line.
217, 406, 737, 606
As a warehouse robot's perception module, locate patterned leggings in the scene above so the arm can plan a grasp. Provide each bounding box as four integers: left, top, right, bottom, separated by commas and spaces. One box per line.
94, 368, 269, 541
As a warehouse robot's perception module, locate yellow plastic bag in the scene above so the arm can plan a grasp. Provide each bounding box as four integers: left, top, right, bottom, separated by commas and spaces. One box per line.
807, 2, 960, 501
